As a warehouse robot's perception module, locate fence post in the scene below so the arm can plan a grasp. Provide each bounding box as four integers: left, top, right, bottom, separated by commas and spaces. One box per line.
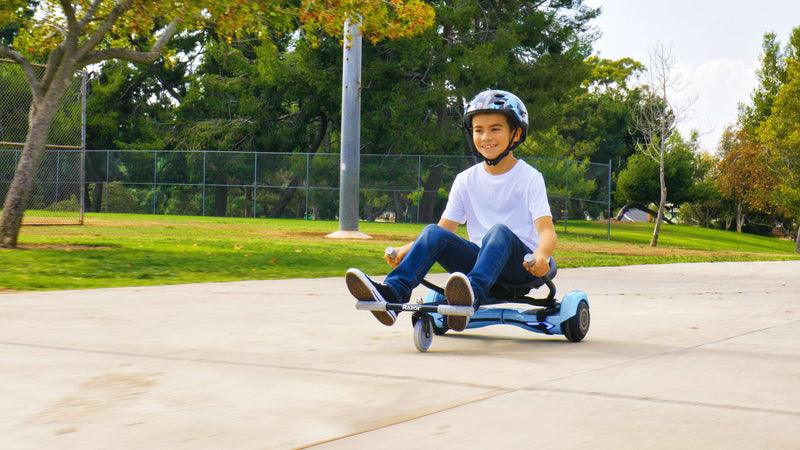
80, 71, 86, 224
417, 155, 421, 223
253, 151, 257, 218
153, 150, 157, 215
104, 150, 109, 213
607, 159, 612, 240
564, 159, 569, 233
55, 150, 61, 211
202, 151, 206, 216
305, 152, 310, 220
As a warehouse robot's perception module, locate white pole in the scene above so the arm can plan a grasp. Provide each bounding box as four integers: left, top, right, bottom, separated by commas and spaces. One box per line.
328, 16, 371, 238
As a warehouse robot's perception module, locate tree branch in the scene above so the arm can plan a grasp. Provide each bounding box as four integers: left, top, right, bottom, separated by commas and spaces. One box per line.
0, 44, 42, 99
77, 17, 181, 67
77, 0, 106, 30
74, 0, 134, 63
59, 0, 78, 32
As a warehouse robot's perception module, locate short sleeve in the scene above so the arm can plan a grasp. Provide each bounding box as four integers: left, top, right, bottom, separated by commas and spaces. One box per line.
441, 173, 467, 224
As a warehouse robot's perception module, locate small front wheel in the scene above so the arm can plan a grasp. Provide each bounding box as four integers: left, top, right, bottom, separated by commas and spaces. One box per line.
413, 314, 434, 352
563, 300, 590, 342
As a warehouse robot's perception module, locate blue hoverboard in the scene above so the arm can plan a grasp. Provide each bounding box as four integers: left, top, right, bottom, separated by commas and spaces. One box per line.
356, 254, 590, 352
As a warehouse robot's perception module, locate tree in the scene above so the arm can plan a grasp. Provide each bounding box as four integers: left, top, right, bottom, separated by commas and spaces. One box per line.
0, 0, 434, 247
756, 36, 800, 252
616, 132, 703, 223
738, 32, 788, 135
357, 0, 600, 222
716, 128, 777, 232
736, 26, 800, 252
630, 42, 695, 246
0, 0, 278, 247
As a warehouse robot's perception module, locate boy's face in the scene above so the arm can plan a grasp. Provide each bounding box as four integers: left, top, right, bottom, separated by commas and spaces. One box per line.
471, 112, 521, 161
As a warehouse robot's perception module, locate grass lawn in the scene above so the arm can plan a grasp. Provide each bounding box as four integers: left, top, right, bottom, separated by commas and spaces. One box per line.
1, 213, 797, 291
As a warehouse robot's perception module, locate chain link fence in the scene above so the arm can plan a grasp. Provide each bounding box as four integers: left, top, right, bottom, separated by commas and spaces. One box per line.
0, 59, 86, 225
83, 149, 611, 236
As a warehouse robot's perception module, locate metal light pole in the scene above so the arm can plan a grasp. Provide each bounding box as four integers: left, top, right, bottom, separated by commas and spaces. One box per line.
327, 16, 371, 239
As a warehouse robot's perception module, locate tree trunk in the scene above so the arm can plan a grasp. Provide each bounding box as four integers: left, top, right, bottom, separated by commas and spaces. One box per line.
614, 203, 635, 220
269, 175, 301, 218
795, 222, 800, 254
650, 158, 667, 247
269, 115, 328, 218
244, 186, 253, 218
735, 201, 744, 233
214, 183, 228, 216
392, 188, 407, 223
418, 164, 444, 223
91, 182, 104, 212
0, 83, 68, 247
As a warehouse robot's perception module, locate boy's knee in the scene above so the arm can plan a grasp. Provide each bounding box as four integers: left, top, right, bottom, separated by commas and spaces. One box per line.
485, 223, 513, 239
419, 223, 447, 240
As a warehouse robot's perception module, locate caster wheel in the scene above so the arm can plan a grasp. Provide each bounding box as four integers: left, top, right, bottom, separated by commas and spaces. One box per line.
563, 300, 590, 342
413, 314, 434, 352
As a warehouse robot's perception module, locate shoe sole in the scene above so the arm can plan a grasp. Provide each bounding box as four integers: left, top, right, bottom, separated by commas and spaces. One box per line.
346, 270, 396, 326
445, 273, 472, 332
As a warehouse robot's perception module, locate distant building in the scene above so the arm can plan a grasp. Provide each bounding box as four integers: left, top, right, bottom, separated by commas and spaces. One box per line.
620, 208, 650, 222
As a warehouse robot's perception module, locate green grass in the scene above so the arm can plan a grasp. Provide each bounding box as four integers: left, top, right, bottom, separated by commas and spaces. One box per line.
1, 213, 797, 291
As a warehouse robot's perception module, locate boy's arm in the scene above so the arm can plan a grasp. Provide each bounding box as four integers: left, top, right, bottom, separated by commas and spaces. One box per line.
385, 218, 460, 267
525, 216, 557, 277
437, 217, 460, 233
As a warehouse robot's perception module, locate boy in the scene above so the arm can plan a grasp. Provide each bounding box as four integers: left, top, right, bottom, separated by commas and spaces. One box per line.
346, 89, 557, 332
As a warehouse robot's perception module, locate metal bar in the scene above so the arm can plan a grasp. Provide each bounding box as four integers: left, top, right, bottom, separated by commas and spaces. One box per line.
355, 301, 474, 316
0, 141, 82, 149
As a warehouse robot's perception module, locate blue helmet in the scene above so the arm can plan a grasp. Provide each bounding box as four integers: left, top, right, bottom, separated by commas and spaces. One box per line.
463, 89, 529, 145
462, 90, 529, 165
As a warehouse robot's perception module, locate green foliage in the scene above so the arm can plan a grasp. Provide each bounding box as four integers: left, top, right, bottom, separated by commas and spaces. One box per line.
739, 32, 788, 134
757, 57, 800, 220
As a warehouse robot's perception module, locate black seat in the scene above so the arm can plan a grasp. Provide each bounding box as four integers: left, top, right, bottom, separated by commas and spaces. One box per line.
485, 259, 557, 304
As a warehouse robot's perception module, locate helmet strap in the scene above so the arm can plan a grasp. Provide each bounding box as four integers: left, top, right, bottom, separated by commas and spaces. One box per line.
484, 147, 512, 166
483, 125, 520, 166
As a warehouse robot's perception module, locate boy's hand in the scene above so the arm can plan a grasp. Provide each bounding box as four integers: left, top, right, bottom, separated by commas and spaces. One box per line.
523, 254, 550, 277
384, 242, 413, 268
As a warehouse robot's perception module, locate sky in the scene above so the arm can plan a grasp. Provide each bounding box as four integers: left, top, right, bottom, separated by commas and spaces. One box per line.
583, 0, 800, 153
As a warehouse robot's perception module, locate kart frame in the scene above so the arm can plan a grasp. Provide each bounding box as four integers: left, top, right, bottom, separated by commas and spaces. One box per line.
356, 276, 590, 352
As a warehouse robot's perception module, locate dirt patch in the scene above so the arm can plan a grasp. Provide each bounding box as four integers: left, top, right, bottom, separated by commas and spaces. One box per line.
557, 241, 773, 259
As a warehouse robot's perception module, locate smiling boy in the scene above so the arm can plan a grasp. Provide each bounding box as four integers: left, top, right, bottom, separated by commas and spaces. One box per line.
346, 90, 557, 331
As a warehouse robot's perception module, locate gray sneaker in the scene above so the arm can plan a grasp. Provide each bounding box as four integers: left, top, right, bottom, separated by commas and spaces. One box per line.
444, 272, 474, 332
346, 268, 397, 326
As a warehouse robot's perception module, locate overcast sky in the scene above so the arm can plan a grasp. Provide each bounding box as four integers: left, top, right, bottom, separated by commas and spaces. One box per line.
583, 0, 800, 153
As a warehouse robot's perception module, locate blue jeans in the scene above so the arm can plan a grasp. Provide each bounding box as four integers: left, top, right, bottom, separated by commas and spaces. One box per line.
383, 223, 555, 306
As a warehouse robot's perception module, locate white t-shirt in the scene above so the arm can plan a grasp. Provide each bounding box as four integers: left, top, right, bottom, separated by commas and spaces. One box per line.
441, 160, 551, 251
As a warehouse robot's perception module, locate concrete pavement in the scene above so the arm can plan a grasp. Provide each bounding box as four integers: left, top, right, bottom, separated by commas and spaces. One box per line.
1, 261, 798, 449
